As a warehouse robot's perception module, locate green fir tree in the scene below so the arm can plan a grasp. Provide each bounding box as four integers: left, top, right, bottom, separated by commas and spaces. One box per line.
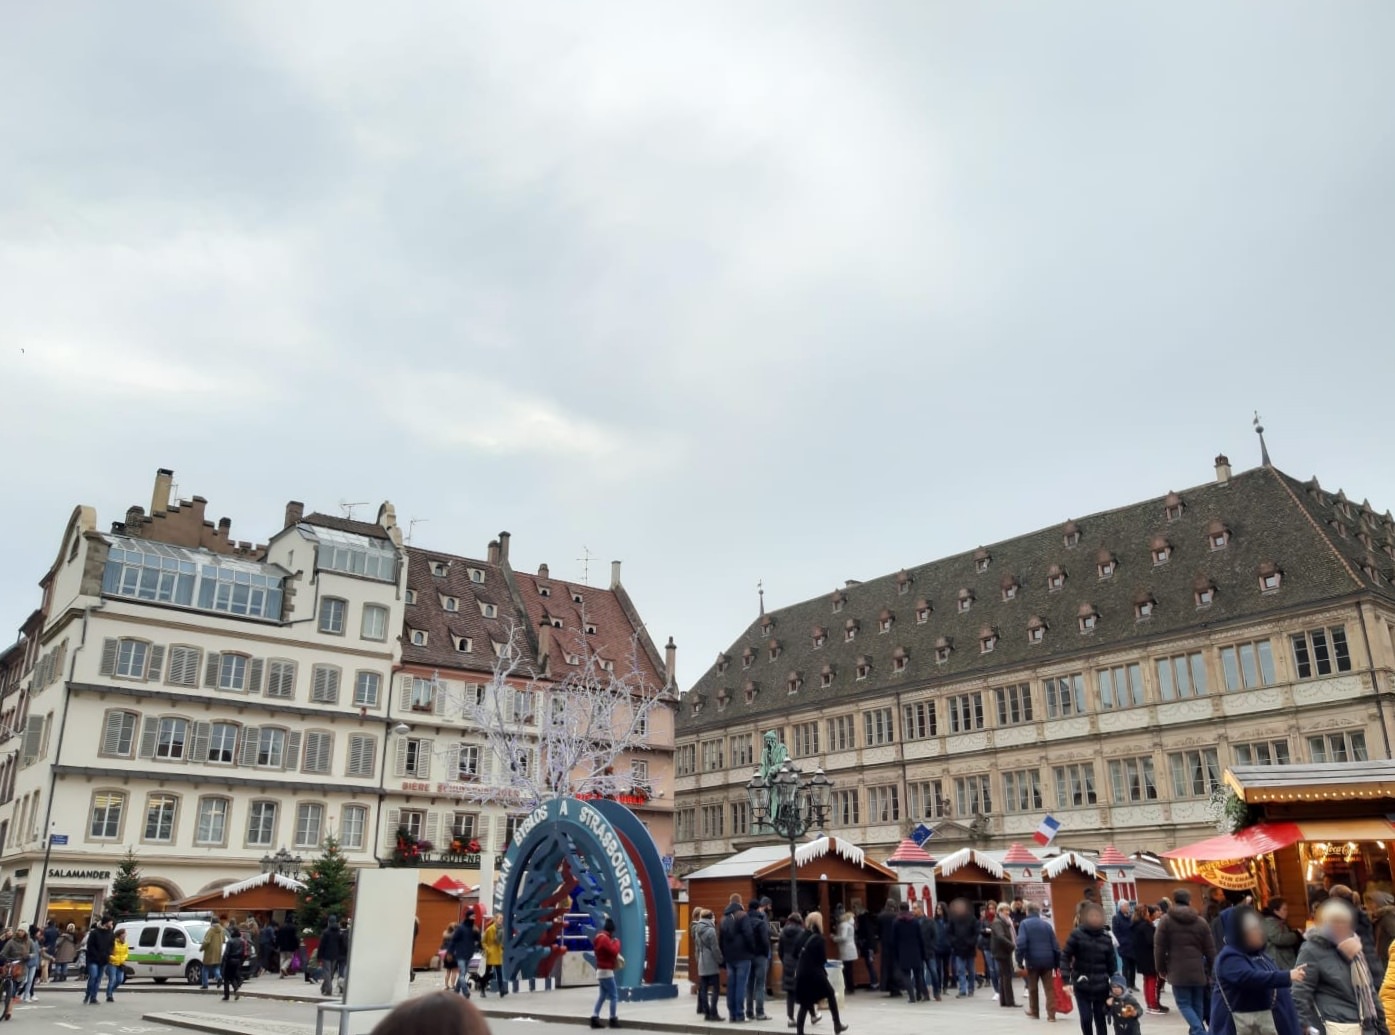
296, 836, 355, 933
107, 848, 143, 918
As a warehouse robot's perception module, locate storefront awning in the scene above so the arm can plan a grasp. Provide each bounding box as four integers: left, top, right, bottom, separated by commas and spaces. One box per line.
1162, 822, 1303, 862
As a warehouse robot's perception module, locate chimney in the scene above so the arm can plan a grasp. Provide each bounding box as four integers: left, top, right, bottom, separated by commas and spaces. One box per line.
610, 560, 622, 589
124, 506, 145, 533
285, 501, 304, 528
1215, 454, 1232, 484
497, 531, 511, 563
538, 563, 550, 579
664, 636, 677, 688
217, 517, 232, 541
487, 539, 500, 564
151, 468, 173, 516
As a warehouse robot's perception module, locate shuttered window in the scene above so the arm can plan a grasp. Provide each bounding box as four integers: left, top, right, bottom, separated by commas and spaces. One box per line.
166, 646, 201, 687
311, 666, 341, 705
100, 710, 138, 758
266, 660, 296, 699
346, 734, 377, 778
20, 714, 48, 767
302, 731, 333, 774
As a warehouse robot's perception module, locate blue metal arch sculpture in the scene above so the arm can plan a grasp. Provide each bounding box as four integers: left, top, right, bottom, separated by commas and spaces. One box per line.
493, 797, 677, 1000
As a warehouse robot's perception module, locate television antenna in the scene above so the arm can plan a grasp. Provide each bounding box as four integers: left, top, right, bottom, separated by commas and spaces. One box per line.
577, 545, 594, 585
407, 518, 429, 544
339, 500, 369, 519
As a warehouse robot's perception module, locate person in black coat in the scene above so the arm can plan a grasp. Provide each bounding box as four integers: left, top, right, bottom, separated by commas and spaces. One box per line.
794, 913, 847, 1035
876, 899, 900, 997
854, 902, 878, 991
318, 916, 346, 996
446, 916, 478, 997
1062, 903, 1117, 1035
892, 903, 928, 1002
780, 915, 820, 1026
917, 907, 942, 1001
947, 899, 981, 997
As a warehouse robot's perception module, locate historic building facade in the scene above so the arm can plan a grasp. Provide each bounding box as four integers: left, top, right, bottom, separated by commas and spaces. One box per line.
673, 457, 1395, 875
0, 469, 675, 927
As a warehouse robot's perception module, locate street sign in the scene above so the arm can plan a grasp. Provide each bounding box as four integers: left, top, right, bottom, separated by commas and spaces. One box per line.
50, 834, 69, 845
661, 855, 674, 874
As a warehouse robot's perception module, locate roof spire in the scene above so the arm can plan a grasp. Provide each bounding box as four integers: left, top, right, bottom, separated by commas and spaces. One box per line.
1253, 410, 1272, 467
757, 579, 765, 615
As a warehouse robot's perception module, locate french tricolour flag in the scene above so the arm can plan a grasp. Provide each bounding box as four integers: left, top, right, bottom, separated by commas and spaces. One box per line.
1033, 815, 1062, 846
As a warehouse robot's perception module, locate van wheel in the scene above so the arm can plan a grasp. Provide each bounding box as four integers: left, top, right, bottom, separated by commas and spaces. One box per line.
154, 977, 169, 985
186, 961, 203, 985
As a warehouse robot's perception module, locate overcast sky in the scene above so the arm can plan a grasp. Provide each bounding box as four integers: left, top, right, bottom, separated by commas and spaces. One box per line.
2, 2, 1393, 683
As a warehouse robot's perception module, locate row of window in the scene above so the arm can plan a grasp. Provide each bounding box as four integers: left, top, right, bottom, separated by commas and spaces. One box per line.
86, 790, 367, 850
689, 625, 1353, 738
97, 637, 386, 707
317, 599, 392, 640
675, 731, 1369, 838
100, 710, 379, 776
103, 540, 285, 621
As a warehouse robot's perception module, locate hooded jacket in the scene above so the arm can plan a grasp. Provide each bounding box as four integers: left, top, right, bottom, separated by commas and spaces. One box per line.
1292, 926, 1385, 1034
892, 911, 925, 967
720, 902, 757, 964
201, 922, 227, 966
948, 911, 980, 957
694, 917, 723, 978
780, 921, 810, 993
1212, 906, 1301, 1035
1155, 905, 1216, 987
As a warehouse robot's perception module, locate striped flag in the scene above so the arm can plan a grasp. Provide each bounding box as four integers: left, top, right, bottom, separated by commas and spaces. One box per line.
1033, 815, 1062, 846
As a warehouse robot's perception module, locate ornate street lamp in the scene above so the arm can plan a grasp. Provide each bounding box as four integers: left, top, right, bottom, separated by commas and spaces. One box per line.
747, 747, 834, 914
260, 847, 304, 880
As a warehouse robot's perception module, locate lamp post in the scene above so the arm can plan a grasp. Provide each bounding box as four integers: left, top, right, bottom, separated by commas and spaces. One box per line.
260, 847, 304, 880
746, 758, 834, 913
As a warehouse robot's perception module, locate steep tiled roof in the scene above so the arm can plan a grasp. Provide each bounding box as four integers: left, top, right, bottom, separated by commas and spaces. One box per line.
400, 546, 520, 672
302, 512, 391, 540
513, 570, 665, 687
678, 465, 1395, 733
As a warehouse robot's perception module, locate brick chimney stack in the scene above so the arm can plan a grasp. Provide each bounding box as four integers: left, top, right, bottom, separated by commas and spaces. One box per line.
152, 468, 174, 515
497, 531, 511, 563
1215, 454, 1232, 484
487, 539, 500, 564
610, 560, 622, 589
538, 563, 550, 578
664, 636, 677, 688
285, 501, 305, 528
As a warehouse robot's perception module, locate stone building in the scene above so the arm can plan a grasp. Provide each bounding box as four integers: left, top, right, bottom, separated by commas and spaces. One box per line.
0, 469, 675, 928
673, 456, 1395, 875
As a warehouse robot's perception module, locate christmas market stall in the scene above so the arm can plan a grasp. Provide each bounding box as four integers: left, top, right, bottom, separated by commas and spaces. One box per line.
932, 848, 1013, 911
177, 871, 304, 924
884, 838, 937, 911
1163, 761, 1395, 908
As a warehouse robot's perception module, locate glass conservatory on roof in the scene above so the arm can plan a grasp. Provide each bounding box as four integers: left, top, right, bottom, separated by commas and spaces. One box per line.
296, 523, 398, 583
101, 536, 287, 621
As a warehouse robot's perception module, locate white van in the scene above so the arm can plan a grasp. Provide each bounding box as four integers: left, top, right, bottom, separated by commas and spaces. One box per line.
116, 915, 215, 984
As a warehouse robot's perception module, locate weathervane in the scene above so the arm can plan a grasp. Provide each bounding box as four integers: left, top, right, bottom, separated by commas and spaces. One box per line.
1253, 411, 1271, 467
758, 579, 765, 616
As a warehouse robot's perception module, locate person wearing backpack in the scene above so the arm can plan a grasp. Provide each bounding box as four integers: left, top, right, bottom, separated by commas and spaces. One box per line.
222, 927, 247, 1001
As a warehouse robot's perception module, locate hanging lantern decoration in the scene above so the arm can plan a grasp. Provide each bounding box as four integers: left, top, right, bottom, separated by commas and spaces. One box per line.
1001, 842, 1039, 882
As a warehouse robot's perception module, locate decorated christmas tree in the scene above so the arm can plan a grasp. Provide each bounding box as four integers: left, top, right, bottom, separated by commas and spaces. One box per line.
107, 848, 143, 918
296, 836, 355, 933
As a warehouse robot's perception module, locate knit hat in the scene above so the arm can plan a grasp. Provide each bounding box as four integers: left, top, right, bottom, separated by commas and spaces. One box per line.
1109, 974, 1127, 992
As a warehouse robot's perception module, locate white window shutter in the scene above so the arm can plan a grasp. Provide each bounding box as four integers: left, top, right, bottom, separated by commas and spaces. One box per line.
284, 731, 302, 771
433, 685, 447, 716
241, 726, 262, 767
99, 639, 119, 677
394, 737, 408, 777
481, 746, 495, 782
424, 811, 441, 846
445, 744, 461, 780
386, 808, 402, 838
190, 722, 210, 763
101, 711, 129, 757
399, 675, 415, 711
137, 717, 160, 759
248, 658, 264, 695
146, 644, 166, 683
204, 652, 222, 689
325, 668, 340, 704
417, 738, 433, 779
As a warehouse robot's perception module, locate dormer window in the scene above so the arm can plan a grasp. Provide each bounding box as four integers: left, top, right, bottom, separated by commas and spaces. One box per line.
957, 588, 974, 613
831, 589, 846, 614
820, 665, 835, 688
744, 680, 759, 705
1097, 550, 1117, 579
934, 637, 952, 664
1329, 519, 1349, 539
565, 652, 581, 665
879, 609, 894, 634
1151, 536, 1171, 565
1027, 616, 1047, 643
411, 629, 428, 646
1077, 604, 1099, 633
974, 548, 991, 574
742, 647, 755, 670
1047, 566, 1066, 592
1165, 492, 1185, 522
812, 626, 828, 649
845, 618, 860, 642
455, 635, 473, 652
468, 568, 484, 584
1362, 556, 1384, 584
1258, 562, 1283, 593
979, 626, 998, 654
479, 602, 498, 619
1001, 575, 1020, 601
1063, 521, 1081, 548
716, 652, 730, 674
768, 639, 782, 660
443, 596, 459, 612
571, 592, 584, 604
716, 689, 730, 712
892, 647, 908, 673
548, 616, 564, 628
538, 584, 552, 597
760, 617, 774, 636
915, 599, 931, 624
788, 672, 803, 694
896, 569, 913, 595
585, 622, 597, 635
1136, 599, 1154, 620
855, 655, 871, 680
431, 561, 449, 577
1207, 520, 1231, 550
691, 697, 704, 716
1194, 577, 1216, 608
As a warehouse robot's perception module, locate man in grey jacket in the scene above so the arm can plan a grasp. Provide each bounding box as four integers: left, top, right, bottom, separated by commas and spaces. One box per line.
694, 909, 725, 1022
